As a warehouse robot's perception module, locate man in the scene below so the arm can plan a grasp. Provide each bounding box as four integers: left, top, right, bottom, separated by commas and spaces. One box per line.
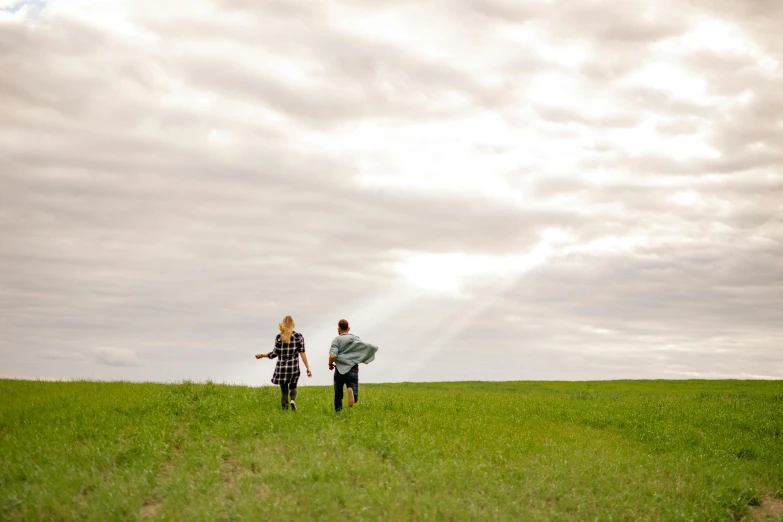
329, 319, 378, 412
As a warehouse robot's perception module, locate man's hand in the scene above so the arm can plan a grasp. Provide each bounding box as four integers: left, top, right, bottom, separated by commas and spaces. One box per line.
255, 353, 265, 359
328, 363, 335, 371
306, 368, 312, 377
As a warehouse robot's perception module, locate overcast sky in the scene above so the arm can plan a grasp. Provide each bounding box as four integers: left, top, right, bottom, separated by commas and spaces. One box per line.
1, 0, 781, 386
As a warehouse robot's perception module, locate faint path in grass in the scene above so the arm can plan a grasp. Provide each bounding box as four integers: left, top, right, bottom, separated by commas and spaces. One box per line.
137, 382, 196, 520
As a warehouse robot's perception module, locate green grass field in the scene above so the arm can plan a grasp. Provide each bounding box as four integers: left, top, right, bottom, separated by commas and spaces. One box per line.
1, 379, 782, 521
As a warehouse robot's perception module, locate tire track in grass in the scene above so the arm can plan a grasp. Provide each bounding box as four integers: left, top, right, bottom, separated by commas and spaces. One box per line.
138, 385, 194, 520
138, 422, 188, 519
210, 451, 271, 519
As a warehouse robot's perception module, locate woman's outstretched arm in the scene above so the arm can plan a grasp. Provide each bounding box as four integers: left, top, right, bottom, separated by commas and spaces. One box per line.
256, 340, 281, 360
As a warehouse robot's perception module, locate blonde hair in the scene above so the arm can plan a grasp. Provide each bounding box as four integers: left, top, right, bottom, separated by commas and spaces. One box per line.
279, 316, 295, 344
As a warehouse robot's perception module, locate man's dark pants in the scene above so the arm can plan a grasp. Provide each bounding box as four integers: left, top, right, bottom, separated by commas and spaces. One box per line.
333, 369, 358, 411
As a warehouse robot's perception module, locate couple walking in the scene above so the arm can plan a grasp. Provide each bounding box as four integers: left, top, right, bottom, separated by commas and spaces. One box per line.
255, 316, 378, 412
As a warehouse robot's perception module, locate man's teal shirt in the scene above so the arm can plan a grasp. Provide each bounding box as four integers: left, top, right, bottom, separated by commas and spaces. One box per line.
329, 333, 379, 374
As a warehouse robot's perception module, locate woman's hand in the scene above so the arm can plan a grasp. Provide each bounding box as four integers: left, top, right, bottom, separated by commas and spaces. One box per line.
306, 368, 312, 377
255, 353, 265, 359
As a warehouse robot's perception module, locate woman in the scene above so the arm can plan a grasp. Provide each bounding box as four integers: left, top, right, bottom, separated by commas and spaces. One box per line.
255, 316, 312, 410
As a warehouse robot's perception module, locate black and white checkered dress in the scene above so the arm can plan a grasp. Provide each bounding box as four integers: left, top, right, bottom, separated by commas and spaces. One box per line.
267, 332, 305, 385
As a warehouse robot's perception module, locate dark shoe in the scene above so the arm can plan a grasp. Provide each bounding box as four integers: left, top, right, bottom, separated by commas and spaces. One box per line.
347, 388, 355, 407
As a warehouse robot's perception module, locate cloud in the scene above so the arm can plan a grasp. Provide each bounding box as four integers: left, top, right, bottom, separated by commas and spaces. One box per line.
0, 0, 781, 383
90, 347, 142, 367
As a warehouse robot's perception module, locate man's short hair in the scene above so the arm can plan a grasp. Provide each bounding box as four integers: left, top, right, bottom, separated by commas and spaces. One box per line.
338, 319, 349, 331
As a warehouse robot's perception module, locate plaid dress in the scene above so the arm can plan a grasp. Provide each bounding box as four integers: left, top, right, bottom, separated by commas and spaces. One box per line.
267, 332, 305, 385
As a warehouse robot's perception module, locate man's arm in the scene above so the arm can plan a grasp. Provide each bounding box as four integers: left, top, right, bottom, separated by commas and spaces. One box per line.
328, 338, 339, 368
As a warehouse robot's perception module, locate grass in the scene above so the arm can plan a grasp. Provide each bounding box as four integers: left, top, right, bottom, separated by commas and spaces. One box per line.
1, 379, 782, 521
